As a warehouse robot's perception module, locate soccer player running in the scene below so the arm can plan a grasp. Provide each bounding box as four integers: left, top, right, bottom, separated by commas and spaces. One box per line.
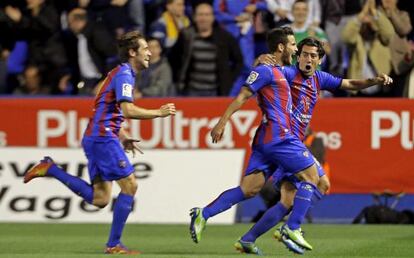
23, 31, 176, 255
237, 37, 393, 255
190, 27, 321, 254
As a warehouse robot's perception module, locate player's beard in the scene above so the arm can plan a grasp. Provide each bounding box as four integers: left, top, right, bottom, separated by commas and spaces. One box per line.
281, 50, 292, 66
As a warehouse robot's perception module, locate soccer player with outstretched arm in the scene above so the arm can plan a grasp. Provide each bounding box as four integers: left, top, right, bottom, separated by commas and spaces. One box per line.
24, 31, 176, 255
239, 37, 393, 254
190, 27, 321, 254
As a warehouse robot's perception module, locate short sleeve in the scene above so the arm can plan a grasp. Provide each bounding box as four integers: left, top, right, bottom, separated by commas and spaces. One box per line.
244, 65, 273, 93
280, 66, 297, 83
317, 71, 342, 91
114, 74, 134, 103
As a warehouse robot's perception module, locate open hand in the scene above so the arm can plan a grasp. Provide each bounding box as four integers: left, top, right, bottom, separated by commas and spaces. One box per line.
256, 54, 278, 66
123, 138, 144, 157
211, 124, 225, 143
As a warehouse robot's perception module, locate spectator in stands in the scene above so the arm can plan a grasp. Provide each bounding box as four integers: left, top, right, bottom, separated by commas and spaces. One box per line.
4, 0, 68, 94
380, 0, 413, 97
404, 43, 414, 98
65, 8, 118, 95
0, 49, 8, 94
321, 0, 363, 78
169, 2, 243, 96
213, 0, 267, 96
288, 0, 330, 58
3, 42, 29, 94
265, 0, 291, 27
320, 0, 363, 96
149, 0, 190, 52
77, 0, 130, 38
266, 0, 322, 28
135, 37, 173, 97
341, 0, 395, 97
1, 2, 29, 94
13, 65, 49, 95
144, 0, 166, 33
0, 7, 16, 93
127, 0, 146, 34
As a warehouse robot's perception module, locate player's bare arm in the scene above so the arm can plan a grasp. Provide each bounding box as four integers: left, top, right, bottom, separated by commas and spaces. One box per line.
211, 87, 253, 143
340, 73, 393, 90
121, 102, 176, 119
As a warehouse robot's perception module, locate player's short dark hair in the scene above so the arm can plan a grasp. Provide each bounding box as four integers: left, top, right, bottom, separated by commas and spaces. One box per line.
297, 37, 326, 59
266, 27, 294, 53
118, 30, 145, 62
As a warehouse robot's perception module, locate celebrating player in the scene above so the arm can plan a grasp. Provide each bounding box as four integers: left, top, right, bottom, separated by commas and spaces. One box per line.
190, 27, 321, 253
238, 37, 393, 254
23, 31, 176, 255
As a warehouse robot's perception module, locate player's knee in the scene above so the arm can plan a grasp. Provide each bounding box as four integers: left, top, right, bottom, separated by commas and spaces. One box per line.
242, 187, 260, 198
240, 182, 262, 198
318, 176, 330, 194
122, 180, 138, 195
297, 166, 319, 185
280, 191, 295, 208
306, 174, 319, 185
92, 189, 111, 208
93, 196, 110, 208
280, 196, 294, 208
130, 181, 138, 195
240, 173, 265, 198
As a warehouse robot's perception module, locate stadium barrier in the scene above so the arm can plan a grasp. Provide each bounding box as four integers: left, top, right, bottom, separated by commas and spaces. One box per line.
0, 98, 413, 223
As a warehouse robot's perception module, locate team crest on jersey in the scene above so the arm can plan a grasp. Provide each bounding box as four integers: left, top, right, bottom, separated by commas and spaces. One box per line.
122, 83, 132, 97
300, 96, 311, 113
246, 71, 259, 84
303, 151, 309, 157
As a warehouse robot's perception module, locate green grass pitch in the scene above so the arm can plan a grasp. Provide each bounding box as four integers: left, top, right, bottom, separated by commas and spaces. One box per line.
0, 223, 413, 258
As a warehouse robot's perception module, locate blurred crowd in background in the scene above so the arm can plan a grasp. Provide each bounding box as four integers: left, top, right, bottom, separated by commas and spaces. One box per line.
0, 0, 413, 98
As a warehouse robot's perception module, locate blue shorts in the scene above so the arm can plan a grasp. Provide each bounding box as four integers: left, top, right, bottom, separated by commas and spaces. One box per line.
82, 136, 134, 182
272, 156, 325, 190
245, 137, 315, 179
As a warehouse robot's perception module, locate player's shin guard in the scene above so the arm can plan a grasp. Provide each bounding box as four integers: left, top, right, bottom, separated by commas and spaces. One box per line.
202, 186, 245, 220
48, 164, 93, 204
107, 193, 134, 247
287, 182, 317, 230
241, 202, 289, 243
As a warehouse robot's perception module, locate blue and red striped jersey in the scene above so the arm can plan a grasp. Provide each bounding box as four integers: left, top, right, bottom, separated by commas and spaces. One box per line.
84, 63, 135, 138
282, 65, 342, 140
245, 64, 293, 145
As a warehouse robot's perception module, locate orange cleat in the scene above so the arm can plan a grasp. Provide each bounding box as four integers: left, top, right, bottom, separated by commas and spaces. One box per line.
23, 157, 54, 183
105, 244, 141, 255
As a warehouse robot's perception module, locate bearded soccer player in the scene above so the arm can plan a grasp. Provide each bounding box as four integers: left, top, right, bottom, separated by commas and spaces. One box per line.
190, 27, 321, 254
24, 31, 176, 255
238, 37, 393, 254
